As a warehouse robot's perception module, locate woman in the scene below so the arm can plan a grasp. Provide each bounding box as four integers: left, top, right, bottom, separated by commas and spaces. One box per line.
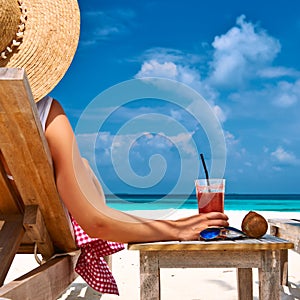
1, 0, 228, 294
45, 97, 229, 243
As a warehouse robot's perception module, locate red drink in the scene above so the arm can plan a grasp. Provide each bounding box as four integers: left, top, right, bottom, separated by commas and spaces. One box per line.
195, 179, 225, 213
196, 191, 224, 213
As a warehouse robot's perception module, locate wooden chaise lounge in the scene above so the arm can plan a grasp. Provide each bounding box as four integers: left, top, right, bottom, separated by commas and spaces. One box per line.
269, 218, 300, 285
0, 68, 78, 300
269, 218, 300, 254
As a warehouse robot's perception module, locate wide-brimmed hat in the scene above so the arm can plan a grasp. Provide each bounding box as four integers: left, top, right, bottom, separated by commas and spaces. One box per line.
0, 0, 80, 102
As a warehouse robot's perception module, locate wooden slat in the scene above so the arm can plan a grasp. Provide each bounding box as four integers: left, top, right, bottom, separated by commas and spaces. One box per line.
0, 255, 79, 300
0, 68, 76, 252
237, 268, 253, 300
0, 174, 20, 215
23, 205, 54, 259
0, 152, 22, 215
269, 218, 300, 236
0, 215, 24, 286
269, 218, 300, 253
280, 249, 288, 286
158, 250, 262, 268
140, 252, 160, 300
259, 250, 281, 300
269, 218, 299, 285
128, 235, 294, 251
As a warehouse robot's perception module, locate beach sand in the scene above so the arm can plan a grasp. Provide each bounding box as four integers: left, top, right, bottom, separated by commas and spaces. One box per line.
4, 210, 300, 299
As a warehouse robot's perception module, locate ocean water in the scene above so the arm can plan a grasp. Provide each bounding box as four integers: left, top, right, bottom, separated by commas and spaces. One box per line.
106, 194, 300, 212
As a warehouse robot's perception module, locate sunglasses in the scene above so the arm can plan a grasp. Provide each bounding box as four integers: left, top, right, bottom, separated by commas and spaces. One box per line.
199, 226, 246, 240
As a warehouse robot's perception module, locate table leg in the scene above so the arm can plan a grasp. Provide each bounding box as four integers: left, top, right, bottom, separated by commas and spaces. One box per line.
280, 249, 288, 286
259, 250, 280, 300
139, 251, 160, 300
269, 225, 289, 286
237, 268, 253, 300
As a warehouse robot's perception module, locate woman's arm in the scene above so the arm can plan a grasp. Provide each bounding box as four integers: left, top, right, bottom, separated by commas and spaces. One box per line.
45, 100, 229, 243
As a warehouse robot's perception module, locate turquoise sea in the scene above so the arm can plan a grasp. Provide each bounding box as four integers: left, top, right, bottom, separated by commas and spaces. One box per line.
106, 194, 300, 212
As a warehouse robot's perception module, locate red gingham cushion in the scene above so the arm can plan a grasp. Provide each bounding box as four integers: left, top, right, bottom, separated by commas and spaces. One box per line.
71, 217, 125, 295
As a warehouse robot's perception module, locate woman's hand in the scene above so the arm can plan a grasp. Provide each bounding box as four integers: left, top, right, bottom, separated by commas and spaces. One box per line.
174, 212, 229, 241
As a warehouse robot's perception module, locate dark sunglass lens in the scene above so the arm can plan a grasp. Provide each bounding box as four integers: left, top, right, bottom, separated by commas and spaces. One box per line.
199, 228, 221, 240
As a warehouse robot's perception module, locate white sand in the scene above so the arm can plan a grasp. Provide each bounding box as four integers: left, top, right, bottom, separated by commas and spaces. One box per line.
4, 210, 300, 299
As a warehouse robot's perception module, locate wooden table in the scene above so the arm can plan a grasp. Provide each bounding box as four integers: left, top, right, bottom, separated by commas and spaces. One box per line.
128, 235, 294, 300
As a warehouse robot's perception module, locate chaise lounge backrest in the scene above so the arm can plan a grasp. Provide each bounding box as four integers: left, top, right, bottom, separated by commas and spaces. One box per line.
0, 68, 77, 298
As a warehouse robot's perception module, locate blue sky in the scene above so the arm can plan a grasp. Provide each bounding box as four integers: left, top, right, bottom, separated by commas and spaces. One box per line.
50, 0, 300, 195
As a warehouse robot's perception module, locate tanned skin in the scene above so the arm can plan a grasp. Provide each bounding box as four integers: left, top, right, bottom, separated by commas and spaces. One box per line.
44, 100, 229, 243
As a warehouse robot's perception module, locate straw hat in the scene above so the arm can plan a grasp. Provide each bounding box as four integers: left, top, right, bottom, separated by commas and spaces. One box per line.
0, 0, 80, 102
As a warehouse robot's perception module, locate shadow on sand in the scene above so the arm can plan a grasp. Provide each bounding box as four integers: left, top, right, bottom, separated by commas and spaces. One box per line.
57, 282, 102, 300
281, 281, 300, 300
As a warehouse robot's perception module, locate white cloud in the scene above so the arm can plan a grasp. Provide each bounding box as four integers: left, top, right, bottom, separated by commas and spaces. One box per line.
76, 129, 198, 164
80, 9, 135, 44
258, 66, 300, 79
136, 133, 173, 149
95, 26, 120, 38
171, 132, 196, 156
271, 146, 300, 165
208, 15, 281, 88
274, 93, 297, 107
272, 80, 300, 107
141, 47, 204, 66
170, 109, 183, 121
135, 59, 203, 88
135, 48, 204, 93
134, 54, 227, 123
135, 60, 179, 79
224, 130, 241, 158
212, 105, 226, 123
224, 131, 239, 146
263, 146, 269, 153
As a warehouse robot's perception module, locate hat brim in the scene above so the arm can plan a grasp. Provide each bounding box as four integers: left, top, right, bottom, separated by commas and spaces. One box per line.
0, 0, 80, 102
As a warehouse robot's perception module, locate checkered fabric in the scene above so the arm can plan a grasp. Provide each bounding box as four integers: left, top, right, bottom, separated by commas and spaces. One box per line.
71, 217, 125, 295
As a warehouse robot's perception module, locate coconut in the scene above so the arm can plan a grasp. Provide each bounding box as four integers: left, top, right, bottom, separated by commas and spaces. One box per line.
241, 211, 268, 238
